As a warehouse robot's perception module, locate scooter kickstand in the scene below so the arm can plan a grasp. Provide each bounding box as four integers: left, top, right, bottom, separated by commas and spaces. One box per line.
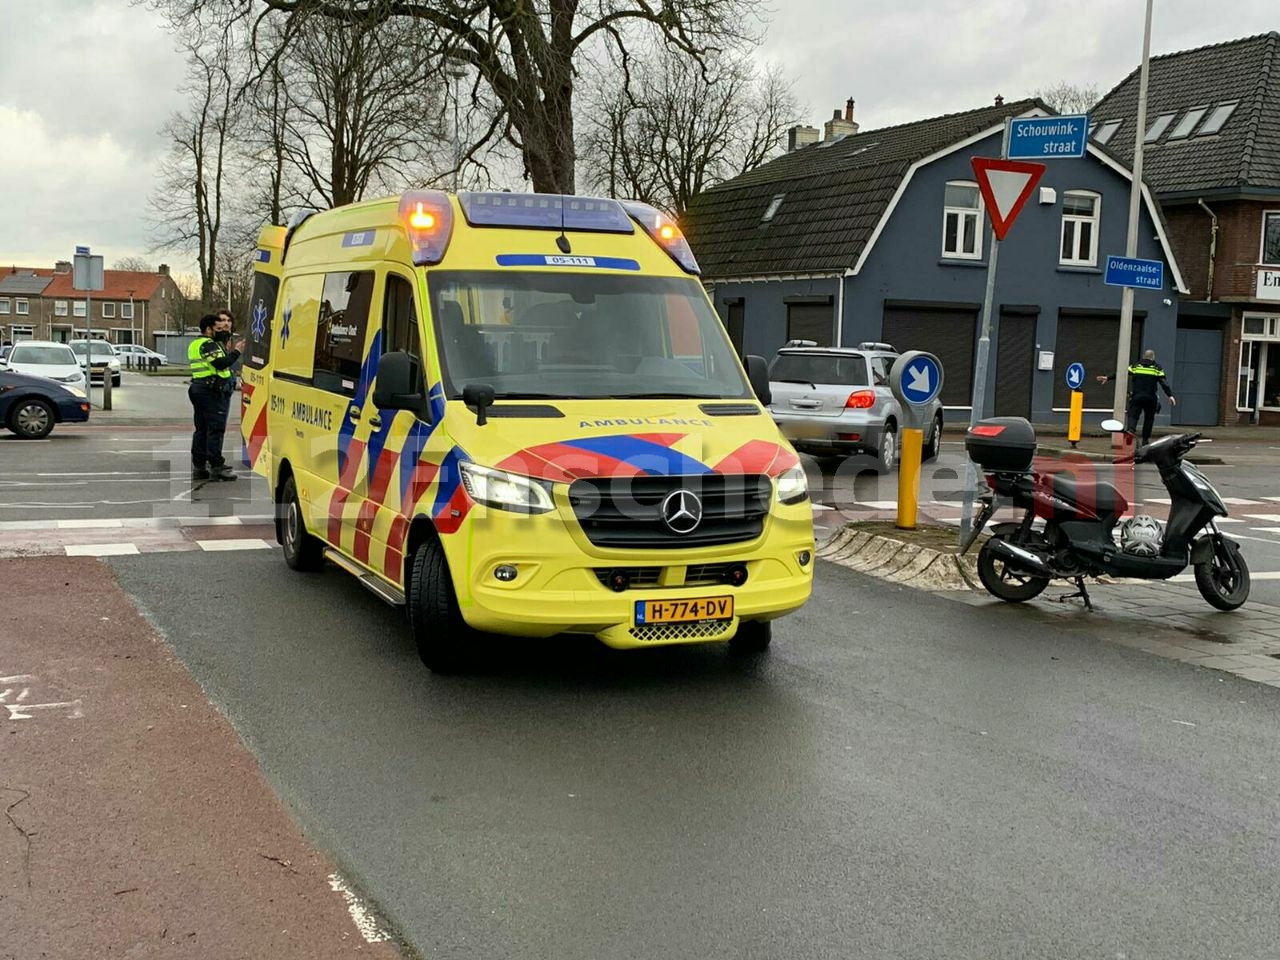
1054, 577, 1095, 611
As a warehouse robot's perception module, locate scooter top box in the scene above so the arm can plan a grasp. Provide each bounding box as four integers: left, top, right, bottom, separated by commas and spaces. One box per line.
966, 417, 1036, 472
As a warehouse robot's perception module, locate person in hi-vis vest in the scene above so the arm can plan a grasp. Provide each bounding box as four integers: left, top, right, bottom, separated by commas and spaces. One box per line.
188, 313, 243, 481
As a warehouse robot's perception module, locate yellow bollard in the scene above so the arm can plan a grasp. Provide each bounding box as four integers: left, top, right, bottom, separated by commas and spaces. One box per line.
896, 427, 924, 530
1067, 389, 1084, 446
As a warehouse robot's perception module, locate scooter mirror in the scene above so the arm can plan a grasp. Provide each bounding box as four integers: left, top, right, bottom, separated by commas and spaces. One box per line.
1100, 418, 1125, 433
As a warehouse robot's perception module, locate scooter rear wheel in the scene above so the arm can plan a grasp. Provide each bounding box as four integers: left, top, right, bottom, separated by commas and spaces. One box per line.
977, 534, 1050, 603
1194, 539, 1250, 611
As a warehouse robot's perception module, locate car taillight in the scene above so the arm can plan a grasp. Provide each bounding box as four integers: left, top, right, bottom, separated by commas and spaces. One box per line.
845, 390, 875, 409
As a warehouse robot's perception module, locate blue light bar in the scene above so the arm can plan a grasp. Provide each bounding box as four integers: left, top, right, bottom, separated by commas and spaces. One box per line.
458, 193, 635, 234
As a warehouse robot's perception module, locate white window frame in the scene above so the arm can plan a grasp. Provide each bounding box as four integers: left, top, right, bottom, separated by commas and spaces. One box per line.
15, 299, 28, 316
121, 301, 134, 320
1144, 113, 1175, 142
942, 180, 984, 260
1060, 190, 1101, 266
102, 302, 116, 318
9, 324, 34, 341
1167, 106, 1208, 140
0, 299, 9, 315
73, 301, 87, 318
1261, 210, 1280, 266
55, 300, 68, 316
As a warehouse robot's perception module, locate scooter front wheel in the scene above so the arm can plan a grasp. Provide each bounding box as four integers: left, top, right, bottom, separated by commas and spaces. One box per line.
977, 535, 1050, 603
1194, 539, 1250, 611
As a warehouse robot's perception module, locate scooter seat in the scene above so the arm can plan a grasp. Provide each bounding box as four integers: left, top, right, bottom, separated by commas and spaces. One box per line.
1049, 474, 1128, 517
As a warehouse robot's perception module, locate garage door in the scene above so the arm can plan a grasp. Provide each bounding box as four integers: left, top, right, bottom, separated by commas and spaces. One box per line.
787, 302, 833, 346
994, 313, 1035, 419
882, 306, 977, 407
1172, 326, 1223, 425
1053, 313, 1144, 410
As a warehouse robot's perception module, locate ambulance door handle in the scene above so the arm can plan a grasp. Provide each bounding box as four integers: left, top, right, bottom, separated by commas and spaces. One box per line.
367, 414, 382, 429
347, 405, 361, 423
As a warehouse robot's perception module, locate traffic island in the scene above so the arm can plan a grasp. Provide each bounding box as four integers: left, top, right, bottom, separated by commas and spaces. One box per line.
818, 519, 981, 591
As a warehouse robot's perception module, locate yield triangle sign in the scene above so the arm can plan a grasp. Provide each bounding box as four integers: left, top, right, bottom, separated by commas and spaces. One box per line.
971, 157, 1046, 241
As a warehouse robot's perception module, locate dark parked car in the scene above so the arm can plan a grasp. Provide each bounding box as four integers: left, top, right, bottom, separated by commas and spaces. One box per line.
0, 369, 91, 439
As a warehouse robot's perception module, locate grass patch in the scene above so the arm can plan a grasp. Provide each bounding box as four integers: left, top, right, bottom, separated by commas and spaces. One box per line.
845, 518, 986, 555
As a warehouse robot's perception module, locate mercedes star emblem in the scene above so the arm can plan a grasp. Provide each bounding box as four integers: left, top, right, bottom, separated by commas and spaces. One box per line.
660, 489, 703, 535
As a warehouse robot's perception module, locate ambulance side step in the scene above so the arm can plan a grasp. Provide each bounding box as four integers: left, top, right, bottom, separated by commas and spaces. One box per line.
324, 549, 406, 606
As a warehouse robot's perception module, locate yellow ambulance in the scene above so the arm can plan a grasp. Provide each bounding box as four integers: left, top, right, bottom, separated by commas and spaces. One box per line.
241, 190, 813, 670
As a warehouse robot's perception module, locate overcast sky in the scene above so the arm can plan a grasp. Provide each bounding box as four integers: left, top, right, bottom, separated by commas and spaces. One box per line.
0, 0, 1275, 280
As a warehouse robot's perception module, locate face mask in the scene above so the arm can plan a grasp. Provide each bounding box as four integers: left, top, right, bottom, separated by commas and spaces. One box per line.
213, 330, 231, 343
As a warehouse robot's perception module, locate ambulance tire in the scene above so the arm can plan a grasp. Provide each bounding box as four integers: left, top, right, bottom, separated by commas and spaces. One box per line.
409, 538, 469, 673
281, 474, 325, 572
729, 620, 771, 656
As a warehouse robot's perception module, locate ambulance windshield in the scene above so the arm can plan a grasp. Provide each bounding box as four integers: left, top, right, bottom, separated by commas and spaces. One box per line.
427, 272, 751, 401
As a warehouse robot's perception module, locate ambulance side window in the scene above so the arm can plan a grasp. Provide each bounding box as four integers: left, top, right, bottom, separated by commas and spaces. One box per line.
243, 273, 278, 371
383, 274, 421, 361
313, 270, 374, 397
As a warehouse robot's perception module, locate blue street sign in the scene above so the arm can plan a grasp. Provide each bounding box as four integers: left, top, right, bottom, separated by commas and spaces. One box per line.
898, 353, 943, 406
1065, 362, 1086, 391
1104, 255, 1165, 290
75, 245, 90, 256
1008, 115, 1089, 160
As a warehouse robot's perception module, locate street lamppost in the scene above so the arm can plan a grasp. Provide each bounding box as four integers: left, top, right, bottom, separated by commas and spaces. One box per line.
127, 289, 135, 351
446, 63, 467, 191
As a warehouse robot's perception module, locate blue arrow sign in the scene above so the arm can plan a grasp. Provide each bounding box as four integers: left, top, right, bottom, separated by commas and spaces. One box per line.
899, 354, 942, 405
1008, 115, 1089, 160
1065, 362, 1086, 391
1104, 255, 1164, 290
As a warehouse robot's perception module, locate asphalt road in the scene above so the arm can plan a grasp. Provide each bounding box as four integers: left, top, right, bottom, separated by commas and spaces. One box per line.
110, 550, 1280, 960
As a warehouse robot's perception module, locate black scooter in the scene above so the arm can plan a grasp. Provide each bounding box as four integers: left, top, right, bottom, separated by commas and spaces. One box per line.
959, 417, 1250, 611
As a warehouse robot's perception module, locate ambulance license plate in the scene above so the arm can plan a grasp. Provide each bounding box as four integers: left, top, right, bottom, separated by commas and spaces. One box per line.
635, 596, 734, 626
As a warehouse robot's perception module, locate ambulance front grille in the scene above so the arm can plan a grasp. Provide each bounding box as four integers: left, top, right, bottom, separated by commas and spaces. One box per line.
569, 474, 770, 549
628, 621, 734, 643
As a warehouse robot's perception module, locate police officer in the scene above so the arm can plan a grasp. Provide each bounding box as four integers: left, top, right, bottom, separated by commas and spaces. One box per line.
189, 313, 242, 481
1097, 349, 1177, 445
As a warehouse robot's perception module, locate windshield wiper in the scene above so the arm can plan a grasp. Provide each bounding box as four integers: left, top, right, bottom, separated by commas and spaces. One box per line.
775, 378, 816, 389
608, 392, 720, 399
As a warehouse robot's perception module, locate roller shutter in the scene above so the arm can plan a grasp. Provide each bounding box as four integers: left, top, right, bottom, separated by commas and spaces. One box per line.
1053, 312, 1144, 409
882, 305, 977, 407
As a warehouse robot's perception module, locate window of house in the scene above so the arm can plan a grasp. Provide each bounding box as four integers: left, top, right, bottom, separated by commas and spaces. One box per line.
73, 301, 87, 317
0, 299, 8, 315
1198, 102, 1238, 136
10, 325, 34, 341
54, 300, 68, 316
312, 270, 374, 396
16, 299, 29, 316
121, 302, 134, 320
102, 302, 116, 318
1167, 107, 1207, 140
761, 194, 785, 222
1144, 113, 1175, 142
1092, 119, 1122, 145
1060, 191, 1100, 266
1262, 212, 1280, 266
942, 181, 983, 259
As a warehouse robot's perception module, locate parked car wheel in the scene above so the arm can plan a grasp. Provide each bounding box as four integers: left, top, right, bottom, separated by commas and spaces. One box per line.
8, 398, 56, 439
923, 413, 943, 462
878, 423, 897, 472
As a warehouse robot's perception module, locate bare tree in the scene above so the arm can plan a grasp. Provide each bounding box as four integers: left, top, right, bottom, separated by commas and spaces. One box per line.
582, 48, 799, 217
112, 256, 157, 272
150, 31, 238, 306
1033, 82, 1100, 115
151, 0, 766, 194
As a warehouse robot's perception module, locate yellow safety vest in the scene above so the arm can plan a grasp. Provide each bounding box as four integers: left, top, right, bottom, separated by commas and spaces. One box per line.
189, 336, 231, 380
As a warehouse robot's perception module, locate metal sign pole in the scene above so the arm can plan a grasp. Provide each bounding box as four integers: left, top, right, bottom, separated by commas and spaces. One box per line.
960, 119, 1012, 542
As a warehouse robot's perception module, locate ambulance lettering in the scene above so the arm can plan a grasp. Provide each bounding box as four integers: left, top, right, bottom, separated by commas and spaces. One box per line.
291, 401, 333, 430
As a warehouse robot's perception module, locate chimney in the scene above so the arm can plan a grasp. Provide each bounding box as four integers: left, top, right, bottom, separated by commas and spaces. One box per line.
787, 124, 820, 151
824, 99, 860, 141
994, 94, 1004, 106
55, 260, 72, 273
158, 263, 170, 276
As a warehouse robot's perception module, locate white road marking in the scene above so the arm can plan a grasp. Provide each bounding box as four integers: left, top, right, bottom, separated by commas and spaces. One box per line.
65, 543, 140, 557
1244, 514, 1280, 523
327, 874, 389, 944
195, 538, 273, 552
57, 518, 125, 529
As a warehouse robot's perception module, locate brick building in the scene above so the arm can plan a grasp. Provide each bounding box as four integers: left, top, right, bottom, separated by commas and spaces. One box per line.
1092, 32, 1280, 425
0, 262, 187, 350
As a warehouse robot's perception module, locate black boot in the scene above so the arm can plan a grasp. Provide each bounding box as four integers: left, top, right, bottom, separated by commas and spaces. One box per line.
192, 465, 210, 481
210, 465, 237, 481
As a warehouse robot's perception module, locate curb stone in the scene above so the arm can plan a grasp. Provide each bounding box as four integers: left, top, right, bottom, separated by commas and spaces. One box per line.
817, 526, 979, 592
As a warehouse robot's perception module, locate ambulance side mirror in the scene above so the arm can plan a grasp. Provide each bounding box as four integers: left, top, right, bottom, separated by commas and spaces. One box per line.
744, 355, 772, 407
372, 351, 425, 413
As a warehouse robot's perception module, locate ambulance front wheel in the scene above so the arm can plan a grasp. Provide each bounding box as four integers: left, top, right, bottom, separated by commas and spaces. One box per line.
409, 537, 470, 673
281, 474, 325, 572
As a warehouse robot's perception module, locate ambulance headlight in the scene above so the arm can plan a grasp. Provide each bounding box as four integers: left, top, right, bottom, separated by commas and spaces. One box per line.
775, 465, 808, 505
460, 462, 555, 514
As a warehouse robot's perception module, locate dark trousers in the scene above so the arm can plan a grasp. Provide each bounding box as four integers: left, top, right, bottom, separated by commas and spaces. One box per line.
1125, 396, 1159, 445
190, 379, 231, 468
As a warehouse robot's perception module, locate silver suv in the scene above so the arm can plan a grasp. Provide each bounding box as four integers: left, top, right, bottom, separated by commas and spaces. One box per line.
768, 341, 944, 470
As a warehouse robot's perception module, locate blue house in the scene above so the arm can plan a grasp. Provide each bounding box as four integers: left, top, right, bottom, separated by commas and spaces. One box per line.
682, 98, 1188, 424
